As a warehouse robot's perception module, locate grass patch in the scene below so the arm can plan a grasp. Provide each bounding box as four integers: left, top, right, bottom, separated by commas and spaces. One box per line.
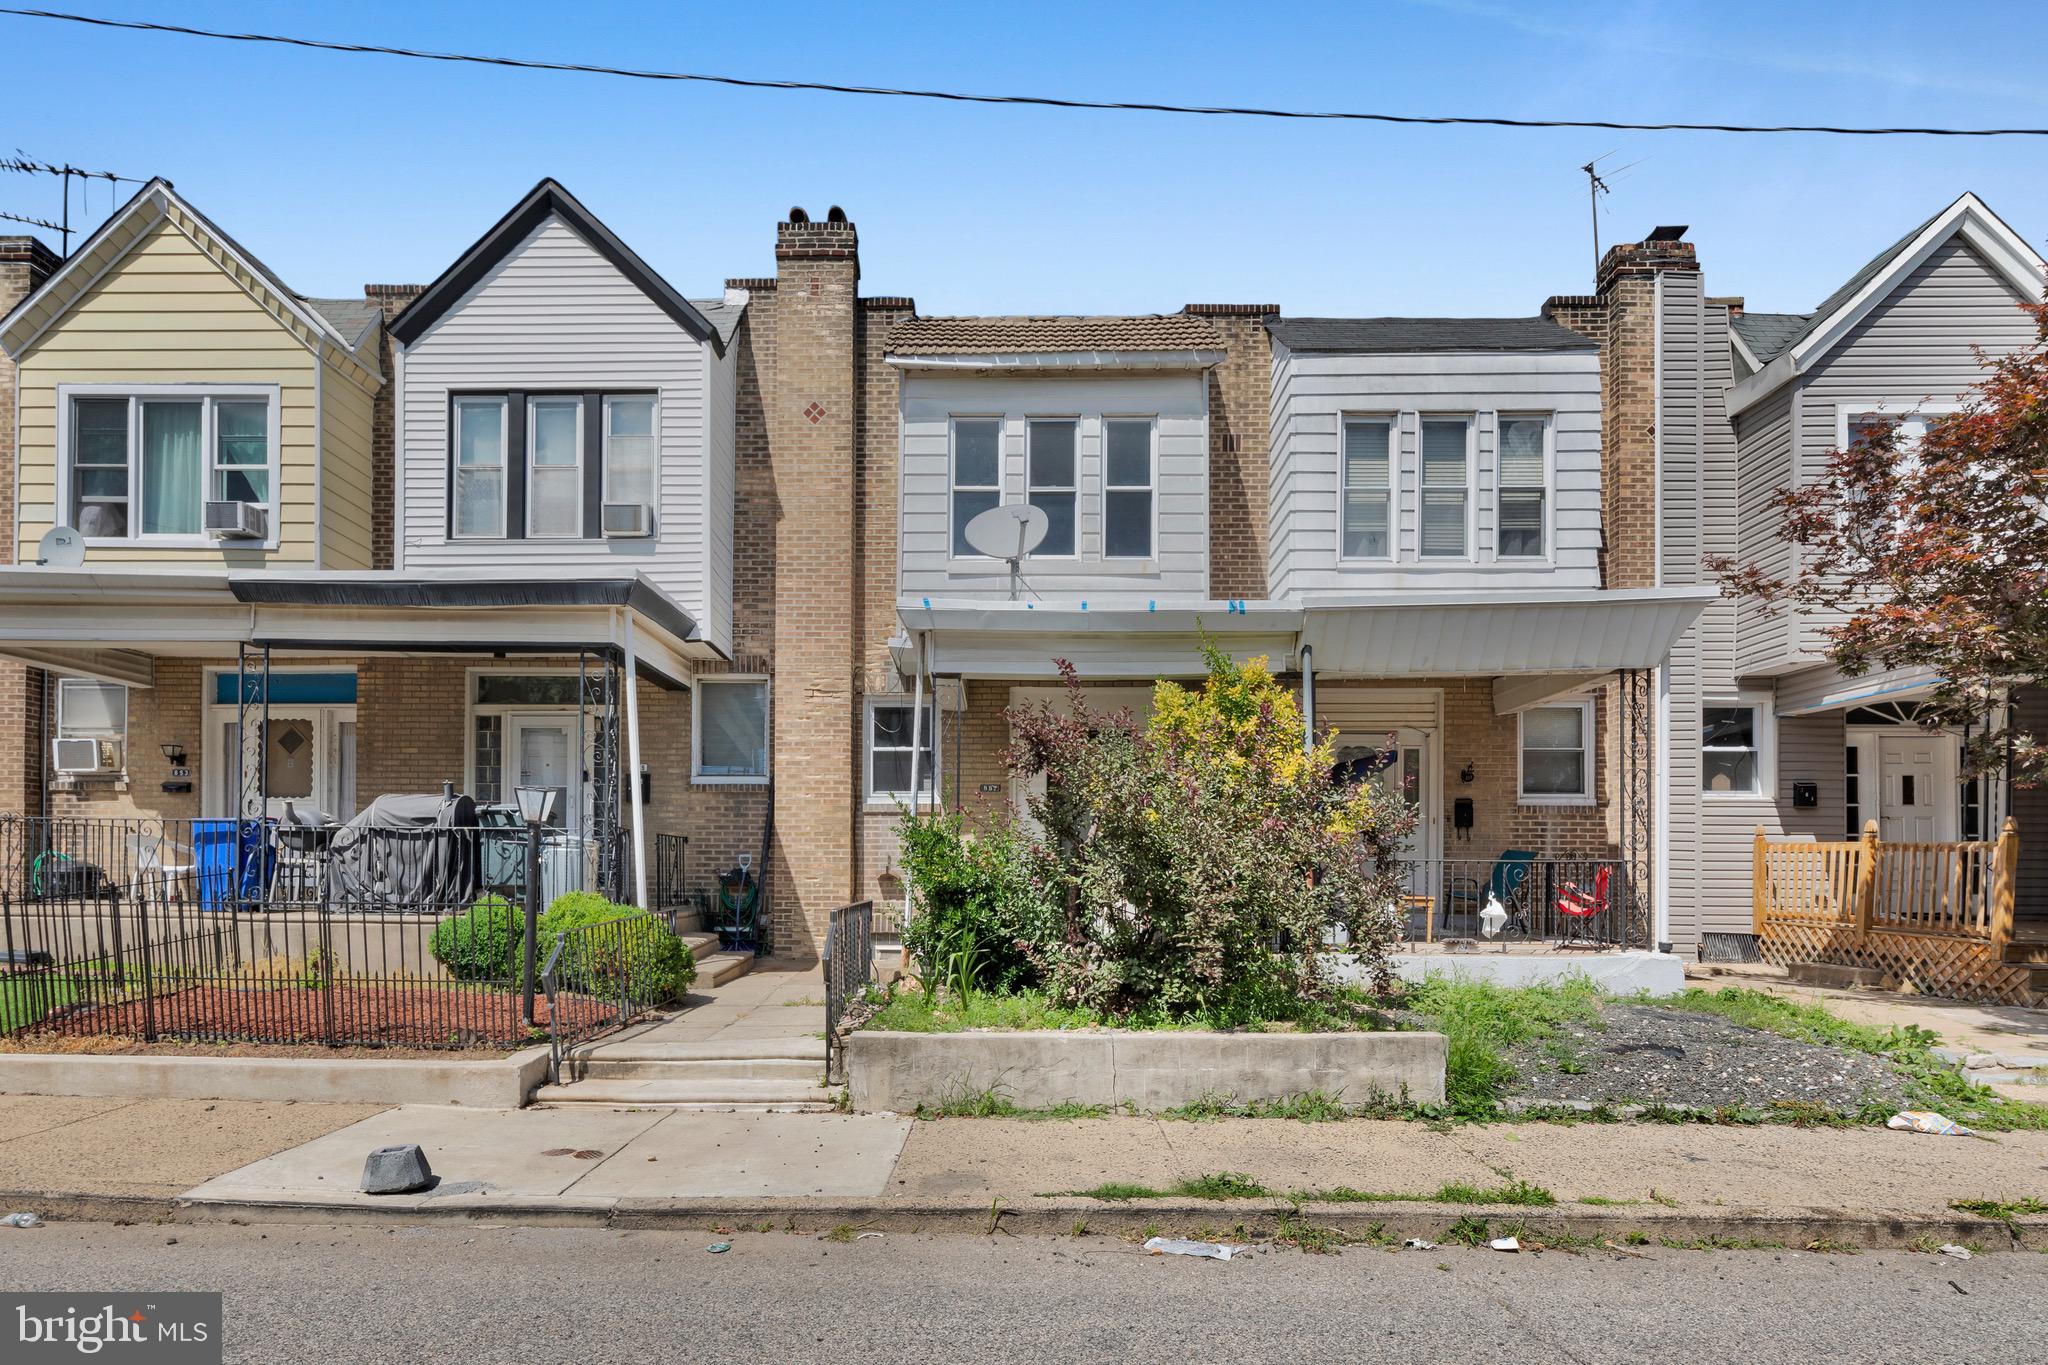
1576, 1196, 1638, 1207
1661, 987, 2048, 1133
1442, 1215, 1492, 1247
1951, 1197, 2048, 1231
0, 975, 78, 1033
1398, 976, 1605, 1119
1158, 1089, 1360, 1122
1432, 1179, 1556, 1207
1176, 1171, 1273, 1200
861, 983, 1393, 1035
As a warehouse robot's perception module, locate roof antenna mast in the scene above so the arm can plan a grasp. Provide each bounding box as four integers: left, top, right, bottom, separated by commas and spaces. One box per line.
1581, 153, 1615, 287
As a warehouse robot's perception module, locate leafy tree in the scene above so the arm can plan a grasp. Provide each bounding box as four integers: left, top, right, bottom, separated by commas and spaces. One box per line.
1713, 302, 2048, 781
1004, 644, 1414, 1020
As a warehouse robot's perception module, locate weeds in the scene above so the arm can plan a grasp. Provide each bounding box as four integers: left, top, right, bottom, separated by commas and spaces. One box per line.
1176, 1171, 1273, 1200
1398, 976, 1604, 1119
1157, 1089, 1356, 1122
1442, 1215, 1492, 1247
1432, 1179, 1556, 1207
1951, 1196, 2048, 1234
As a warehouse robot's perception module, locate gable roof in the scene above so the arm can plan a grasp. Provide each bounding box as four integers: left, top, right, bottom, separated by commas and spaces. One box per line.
887, 314, 1222, 356
1728, 193, 2047, 416
1727, 311, 1811, 368
388, 179, 719, 353
0, 178, 382, 383
1269, 316, 1596, 354
304, 298, 382, 350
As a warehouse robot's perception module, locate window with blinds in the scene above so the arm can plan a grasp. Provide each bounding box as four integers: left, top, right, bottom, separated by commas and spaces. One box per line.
1419, 418, 1470, 559
1341, 417, 1392, 559
1497, 415, 1548, 559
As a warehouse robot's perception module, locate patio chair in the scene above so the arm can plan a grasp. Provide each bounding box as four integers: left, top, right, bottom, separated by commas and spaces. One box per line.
130, 830, 197, 912
1555, 865, 1613, 948
1442, 850, 1535, 936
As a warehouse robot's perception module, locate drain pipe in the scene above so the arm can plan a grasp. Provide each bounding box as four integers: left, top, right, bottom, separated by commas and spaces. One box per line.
903, 630, 928, 926
622, 611, 649, 910
1300, 643, 1315, 754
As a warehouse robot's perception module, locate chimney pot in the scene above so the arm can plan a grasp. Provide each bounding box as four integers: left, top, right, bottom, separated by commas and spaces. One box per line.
788, 207, 809, 224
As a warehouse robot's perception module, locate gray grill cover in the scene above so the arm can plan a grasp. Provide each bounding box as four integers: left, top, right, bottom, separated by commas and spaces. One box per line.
327, 793, 481, 908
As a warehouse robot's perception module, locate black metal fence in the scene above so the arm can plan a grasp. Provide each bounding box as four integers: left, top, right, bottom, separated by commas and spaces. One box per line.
1381, 855, 1643, 949
0, 814, 689, 1049
540, 910, 691, 1082
822, 900, 874, 1084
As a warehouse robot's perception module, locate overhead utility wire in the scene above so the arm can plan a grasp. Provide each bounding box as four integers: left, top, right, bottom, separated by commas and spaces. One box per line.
5, 7, 2047, 138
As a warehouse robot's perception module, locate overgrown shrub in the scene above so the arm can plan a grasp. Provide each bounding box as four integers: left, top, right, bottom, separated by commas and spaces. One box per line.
542, 892, 696, 1002
897, 813, 1055, 993
429, 894, 522, 981
1004, 643, 1413, 1021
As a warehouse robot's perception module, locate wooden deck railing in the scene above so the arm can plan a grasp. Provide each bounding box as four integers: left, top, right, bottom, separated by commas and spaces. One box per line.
1755, 819, 2018, 945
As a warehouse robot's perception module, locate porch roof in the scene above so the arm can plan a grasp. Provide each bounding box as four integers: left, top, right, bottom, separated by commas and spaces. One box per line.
894, 599, 1301, 679
1300, 588, 1714, 677
0, 566, 704, 686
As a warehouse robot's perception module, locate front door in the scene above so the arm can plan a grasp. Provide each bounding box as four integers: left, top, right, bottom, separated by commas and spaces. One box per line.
1878, 734, 1945, 842
212, 709, 329, 818
508, 714, 578, 831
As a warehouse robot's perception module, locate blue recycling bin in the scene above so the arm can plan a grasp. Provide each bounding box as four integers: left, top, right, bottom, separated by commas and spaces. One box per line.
194, 819, 275, 910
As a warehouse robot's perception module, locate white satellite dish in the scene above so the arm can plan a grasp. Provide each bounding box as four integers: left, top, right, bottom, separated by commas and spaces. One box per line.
962, 504, 1049, 601
35, 525, 84, 569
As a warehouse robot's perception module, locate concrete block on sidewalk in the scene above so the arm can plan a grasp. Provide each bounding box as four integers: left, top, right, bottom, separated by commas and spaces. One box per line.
361, 1144, 434, 1194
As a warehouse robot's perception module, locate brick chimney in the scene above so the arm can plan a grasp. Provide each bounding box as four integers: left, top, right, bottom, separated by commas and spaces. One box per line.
767, 207, 861, 957
0, 235, 62, 818
363, 284, 426, 570
1544, 226, 1700, 589
1182, 303, 1280, 599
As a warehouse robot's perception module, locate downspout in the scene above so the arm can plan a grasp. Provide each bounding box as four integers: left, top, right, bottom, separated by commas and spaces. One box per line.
1300, 643, 1315, 754
621, 611, 649, 909
903, 630, 927, 924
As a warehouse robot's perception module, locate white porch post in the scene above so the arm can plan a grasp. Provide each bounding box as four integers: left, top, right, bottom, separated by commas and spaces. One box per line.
622, 612, 649, 910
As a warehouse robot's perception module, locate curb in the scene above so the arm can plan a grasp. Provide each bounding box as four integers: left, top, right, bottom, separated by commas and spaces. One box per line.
12, 1191, 2023, 1251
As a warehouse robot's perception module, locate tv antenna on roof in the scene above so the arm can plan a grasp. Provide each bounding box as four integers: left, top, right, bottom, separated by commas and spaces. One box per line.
962, 504, 1048, 602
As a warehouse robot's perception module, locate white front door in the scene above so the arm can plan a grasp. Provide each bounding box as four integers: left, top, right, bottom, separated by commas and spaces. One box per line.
1362, 731, 1436, 863
212, 709, 332, 819
1878, 734, 1947, 842
508, 714, 578, 831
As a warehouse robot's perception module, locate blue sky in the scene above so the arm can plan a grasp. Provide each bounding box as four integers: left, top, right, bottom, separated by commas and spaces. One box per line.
5, 1, 2046, 316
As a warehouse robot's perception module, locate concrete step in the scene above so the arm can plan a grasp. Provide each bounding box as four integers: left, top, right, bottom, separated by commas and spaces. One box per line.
698, 951, 755, 988
565, 1035, 825, 1065
1786, 961, 1893, 991
568, 1056, 823, 1083
678, 932, 720, 958
532, 1076, 838, 1109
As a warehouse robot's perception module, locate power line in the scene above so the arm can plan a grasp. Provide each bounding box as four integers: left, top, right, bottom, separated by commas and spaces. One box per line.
7, 6, 2048, 139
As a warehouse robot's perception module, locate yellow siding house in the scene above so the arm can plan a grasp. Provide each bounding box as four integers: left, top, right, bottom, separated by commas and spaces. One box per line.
1, 179, 382, 569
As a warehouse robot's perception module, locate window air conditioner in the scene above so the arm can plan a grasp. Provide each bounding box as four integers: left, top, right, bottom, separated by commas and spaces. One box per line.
204, 500, 268, 540
601, 502, 653, 538
52, 737, 122, 775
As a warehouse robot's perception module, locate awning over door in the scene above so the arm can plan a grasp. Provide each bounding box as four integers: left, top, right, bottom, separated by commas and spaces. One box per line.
1299, 587, 1715, 678
894, 601, 1300, 679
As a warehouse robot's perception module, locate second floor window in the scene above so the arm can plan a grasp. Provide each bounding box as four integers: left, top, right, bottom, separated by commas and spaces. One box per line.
1496, 415, 1548, 559
1027, 419, 1076, 556
1103, 417, 1154, 559
1341, 417, 1392, 559
450, 390, 657, 540
951, 418, 1001, 557
1419, 418, 1470, 559
68, 391, 273, 540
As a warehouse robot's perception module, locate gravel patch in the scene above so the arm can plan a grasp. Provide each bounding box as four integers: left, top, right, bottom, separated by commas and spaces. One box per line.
1510, 1004, 1907, 1114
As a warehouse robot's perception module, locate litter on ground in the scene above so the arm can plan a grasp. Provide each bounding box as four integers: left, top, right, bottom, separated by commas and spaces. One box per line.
1143, 1236, 1246, 1261
1886, 1111, 1973, 1137
1938, 1244, 1974, 1260
1489, 1236, 1521, 1252
1403, 1238, 1437, 1250
705, 1242, 732, 1254
0, 1213, 41, 1229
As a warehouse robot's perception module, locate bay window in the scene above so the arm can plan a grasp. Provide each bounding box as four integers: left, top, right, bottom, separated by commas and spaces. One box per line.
66, 389, 276, 541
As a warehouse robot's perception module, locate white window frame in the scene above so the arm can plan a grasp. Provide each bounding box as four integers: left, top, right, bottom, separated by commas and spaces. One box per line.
1338, 414, 1396, 564
1701, 698, 1774, 800
524, 395, 585, 539
451, 395, 510, 541
461, 666, 582, 809
1834, 401, 1961, 457
1417, 414, 1476, 562
600, 393, 660, 514
1492, 411, 1555, 563
1517, 699, 1595, 807
55, 384, 282, 549
56, 677, 128, 743
864, 696, 941, 808
692, 676, 771, 785
948, 415, 1005, 559
1025, 417, 1079, 559
1100, 414, 1158, 562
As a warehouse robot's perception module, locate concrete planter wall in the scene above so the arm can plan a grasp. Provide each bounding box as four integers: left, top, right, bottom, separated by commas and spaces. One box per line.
845, 1029, 1446, 1113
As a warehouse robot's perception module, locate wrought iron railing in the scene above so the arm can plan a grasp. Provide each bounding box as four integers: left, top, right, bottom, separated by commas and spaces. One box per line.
1382, 855, 1642, 949
540, 910, 692, 1083
822, 900, 874, 1084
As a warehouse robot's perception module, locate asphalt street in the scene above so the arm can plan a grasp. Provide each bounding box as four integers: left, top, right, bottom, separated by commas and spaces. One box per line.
0, 1220, 2039, 1363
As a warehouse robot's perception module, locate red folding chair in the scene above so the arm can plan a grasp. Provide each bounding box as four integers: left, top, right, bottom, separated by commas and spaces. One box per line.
1554, 865, 1611, 948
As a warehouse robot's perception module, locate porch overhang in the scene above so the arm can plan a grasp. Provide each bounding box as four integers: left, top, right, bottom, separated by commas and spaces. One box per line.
1773, 662, 1944, 717
894, 599, 1300, 680
0, 566, 705, 687
1298, 587, 1716, 678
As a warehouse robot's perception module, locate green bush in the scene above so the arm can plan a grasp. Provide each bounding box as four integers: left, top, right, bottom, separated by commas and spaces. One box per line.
429, 895, 522, 981
542, 892, 696, 1003
897, 813, 1055, 994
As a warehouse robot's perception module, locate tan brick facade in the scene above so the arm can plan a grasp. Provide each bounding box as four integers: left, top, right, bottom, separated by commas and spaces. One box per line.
1183, 305, 1277, 600
362, 284, 425, 571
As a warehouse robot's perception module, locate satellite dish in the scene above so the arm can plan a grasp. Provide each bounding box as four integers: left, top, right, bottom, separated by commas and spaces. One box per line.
962, 504, 1049, 602
35, 526, 84, 569
963, 503, 1048, 560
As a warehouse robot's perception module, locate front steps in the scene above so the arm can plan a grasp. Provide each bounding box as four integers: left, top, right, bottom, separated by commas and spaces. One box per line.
679, 932, 757, 989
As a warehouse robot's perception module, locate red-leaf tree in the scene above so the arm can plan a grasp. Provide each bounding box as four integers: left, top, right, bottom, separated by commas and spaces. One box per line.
1712, 301, 2048, 782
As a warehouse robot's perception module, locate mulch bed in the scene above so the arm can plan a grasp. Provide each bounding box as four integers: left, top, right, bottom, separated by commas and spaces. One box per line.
24, 983, 623, 1050
1509, 1004, 1907, 1114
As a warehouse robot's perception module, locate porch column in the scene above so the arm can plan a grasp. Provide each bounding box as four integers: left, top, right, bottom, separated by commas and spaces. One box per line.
623, 615, 648, 910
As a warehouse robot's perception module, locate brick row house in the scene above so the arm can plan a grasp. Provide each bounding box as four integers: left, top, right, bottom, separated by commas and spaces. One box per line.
1, 179, 2041, 969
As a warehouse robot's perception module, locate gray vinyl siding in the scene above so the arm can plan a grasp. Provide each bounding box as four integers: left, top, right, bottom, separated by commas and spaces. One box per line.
1267, 341, 1601, 599
701, 336, 737, 656
1658, 274, 1708, 945
2012, 688, 2048, 925
897, 370, 1209, 605
394, 213, 725, 645
1731, 385, 1794, 675
1774, 660, 1939, 716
